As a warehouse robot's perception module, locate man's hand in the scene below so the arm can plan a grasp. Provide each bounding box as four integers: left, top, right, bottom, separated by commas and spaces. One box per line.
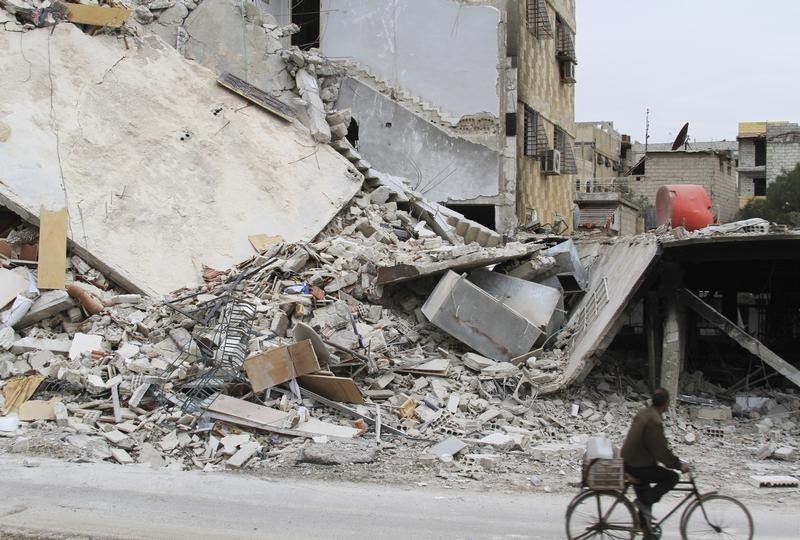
680, 462, 691, 474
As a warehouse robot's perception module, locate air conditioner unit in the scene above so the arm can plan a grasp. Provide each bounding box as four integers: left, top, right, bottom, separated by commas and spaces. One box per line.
543, 149, 561, 175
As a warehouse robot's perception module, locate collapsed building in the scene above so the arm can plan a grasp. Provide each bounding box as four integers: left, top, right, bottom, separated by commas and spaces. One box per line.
0, 2, 797, 488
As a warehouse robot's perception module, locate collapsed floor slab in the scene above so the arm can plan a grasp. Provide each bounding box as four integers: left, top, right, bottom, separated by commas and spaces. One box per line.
0, 23, 360, 295
542, 237, 659, 392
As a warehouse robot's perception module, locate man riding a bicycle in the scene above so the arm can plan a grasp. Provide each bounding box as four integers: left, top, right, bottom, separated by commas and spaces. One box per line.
621, 388, 691, 523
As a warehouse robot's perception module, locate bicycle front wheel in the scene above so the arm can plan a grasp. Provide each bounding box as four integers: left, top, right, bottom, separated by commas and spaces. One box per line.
565, 490, 637, 539
680, 494, 753, 539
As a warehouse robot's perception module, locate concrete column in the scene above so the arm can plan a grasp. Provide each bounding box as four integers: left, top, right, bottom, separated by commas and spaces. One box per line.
660, 297, 684, 401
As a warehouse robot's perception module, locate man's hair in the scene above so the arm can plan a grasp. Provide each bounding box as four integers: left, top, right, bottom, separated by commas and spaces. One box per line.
652, 388, 670, 407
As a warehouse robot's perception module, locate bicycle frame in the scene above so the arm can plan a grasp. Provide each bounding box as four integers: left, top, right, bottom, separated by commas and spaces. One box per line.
579, 474, 716, 536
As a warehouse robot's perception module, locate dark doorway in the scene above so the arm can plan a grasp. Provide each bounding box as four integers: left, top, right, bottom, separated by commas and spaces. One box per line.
445, 204, 496, 231
753, 177, 767, 196
754, 139, 766, 166
291, 0, 320, 51
346, 118, 359, 149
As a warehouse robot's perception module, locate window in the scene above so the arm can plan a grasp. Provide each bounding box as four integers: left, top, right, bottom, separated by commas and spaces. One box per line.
526, 0, 553, 39
754, 177, 767, 196
727, 163, 732, 175
754, 139, 766, 166
554, 126, 578, 174
555, 16, 577, 83
719, 160, 724, 172
523, 105, 540, 158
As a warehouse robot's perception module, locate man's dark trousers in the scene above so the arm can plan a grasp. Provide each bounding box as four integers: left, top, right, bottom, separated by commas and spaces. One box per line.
625, 465, 679, 505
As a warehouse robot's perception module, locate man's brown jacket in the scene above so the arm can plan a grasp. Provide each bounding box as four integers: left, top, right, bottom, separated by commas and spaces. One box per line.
621, 405, 681, 469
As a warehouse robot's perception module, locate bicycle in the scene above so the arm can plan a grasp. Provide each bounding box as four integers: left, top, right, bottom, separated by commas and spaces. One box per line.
565, 470, 753, 539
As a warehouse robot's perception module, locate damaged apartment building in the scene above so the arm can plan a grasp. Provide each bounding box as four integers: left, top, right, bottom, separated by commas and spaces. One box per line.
309, 0, 579, 235
737, 120, 800, 207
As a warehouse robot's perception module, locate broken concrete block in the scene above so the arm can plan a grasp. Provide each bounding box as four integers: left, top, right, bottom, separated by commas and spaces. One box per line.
270, 311, 289, 337
137, 442, 165, 468
111, 447, 134, 464
11, 337, 71, 356
15, 290, 74, 328
53, 401, 69, 427
298, 443, 378, 465
755, 443, 775, 460
68, 333, 103, 361
773, 447, 796, 461
688, 406, 732, 422
462, 352, 495, 371
295, 69, 330, 144
422, 271, 541, 362
103, 430, 129, 445
426, 436, 467, 460
226, 441, 261, 468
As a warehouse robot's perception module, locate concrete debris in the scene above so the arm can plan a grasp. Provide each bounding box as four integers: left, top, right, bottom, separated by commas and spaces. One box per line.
0, 3, 796, 504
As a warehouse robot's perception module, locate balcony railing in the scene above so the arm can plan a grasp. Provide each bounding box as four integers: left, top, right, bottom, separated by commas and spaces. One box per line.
575, 177, 637, 193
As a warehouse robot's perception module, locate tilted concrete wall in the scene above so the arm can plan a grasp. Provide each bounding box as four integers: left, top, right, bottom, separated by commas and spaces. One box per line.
337, 78, 508, 219
513, 0, 576, 230
320, 0, 503, 119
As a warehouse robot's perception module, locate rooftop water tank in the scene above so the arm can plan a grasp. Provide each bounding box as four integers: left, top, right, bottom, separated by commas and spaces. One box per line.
655, 184, 714, 231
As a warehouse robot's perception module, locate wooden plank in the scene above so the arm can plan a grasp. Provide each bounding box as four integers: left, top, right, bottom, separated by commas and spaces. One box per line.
206, 395, 357, 439
217, 72, 295, 122
0, 267, 29, 308
64, 3, 129, 27
207, 394, 288, 425
37, 207, 68, 290
679, 288, 800, 389
248, 234, 284, 253
298, 374, 364, 404
243, 340, 320, 391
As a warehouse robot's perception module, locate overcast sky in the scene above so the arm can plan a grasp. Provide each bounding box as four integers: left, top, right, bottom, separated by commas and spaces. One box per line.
575, 0, 800, 144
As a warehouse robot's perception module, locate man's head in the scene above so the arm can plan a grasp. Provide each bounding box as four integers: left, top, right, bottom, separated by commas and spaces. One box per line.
652, 388, 671, 412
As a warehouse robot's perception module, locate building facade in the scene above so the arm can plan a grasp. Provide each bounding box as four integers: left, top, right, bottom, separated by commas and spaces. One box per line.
628, 142, 739, 223
310, 0, 576, 235
738, 121, 800, 207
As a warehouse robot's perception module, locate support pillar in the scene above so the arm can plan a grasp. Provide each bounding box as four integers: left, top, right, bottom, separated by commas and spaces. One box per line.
660, 296, 684, 402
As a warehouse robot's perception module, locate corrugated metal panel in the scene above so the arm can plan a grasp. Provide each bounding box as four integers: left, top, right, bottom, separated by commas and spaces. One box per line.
577, 204, 616, 230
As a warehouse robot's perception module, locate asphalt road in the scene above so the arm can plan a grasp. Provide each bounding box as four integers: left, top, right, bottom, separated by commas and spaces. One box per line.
0, 456, 795, 539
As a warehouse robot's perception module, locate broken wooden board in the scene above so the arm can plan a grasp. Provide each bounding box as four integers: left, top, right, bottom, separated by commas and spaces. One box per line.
2, 375, 46, 414
248, 234, 284, 253
64, 3, 129, 27
18, 398, 58, 421
395, 358, 450, 376
243, 340, 320, 392
679, 288, 800, 389
206, 394, 358, 439
298, 374, 364, 404
217, 72, 295, 122
0, 268, 29, 308
37, 207, 68, 290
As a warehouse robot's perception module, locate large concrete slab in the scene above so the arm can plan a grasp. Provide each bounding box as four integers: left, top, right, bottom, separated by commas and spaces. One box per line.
466, 269, 561, 330
0, 24, 359, 295
422, 271, 541, 362
543, 237, 659, 392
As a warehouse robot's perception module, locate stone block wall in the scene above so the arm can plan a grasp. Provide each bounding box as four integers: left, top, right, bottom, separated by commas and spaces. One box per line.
628, 152, 738, 222
766, 124, 800, 184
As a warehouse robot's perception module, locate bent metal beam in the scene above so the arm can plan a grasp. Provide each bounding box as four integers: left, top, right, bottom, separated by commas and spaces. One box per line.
679, 288, 800, 389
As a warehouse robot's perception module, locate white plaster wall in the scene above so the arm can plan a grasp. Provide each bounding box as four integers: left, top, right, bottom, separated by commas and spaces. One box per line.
320, 0, 501, 118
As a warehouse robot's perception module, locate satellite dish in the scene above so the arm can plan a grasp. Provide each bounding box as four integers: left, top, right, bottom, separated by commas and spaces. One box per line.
671, 122, 689, 151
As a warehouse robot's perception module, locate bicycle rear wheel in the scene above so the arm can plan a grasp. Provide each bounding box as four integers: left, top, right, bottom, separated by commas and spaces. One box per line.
565, 490, 637, 539
680, 494, 753, 539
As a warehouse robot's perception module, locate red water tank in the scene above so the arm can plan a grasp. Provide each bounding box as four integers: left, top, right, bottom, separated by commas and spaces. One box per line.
655, 184, 714, 231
